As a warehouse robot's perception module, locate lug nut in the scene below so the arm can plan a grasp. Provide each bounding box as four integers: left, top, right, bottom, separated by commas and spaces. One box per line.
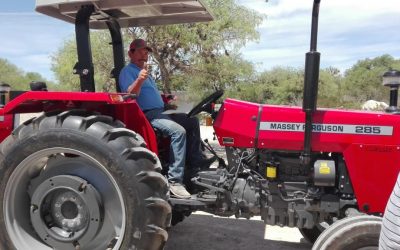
78, 183, 87, 192
31, 204, 38, 212
73, 241, 81, 250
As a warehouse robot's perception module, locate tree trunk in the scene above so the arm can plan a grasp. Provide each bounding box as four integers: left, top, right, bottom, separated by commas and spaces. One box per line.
151, 48, 171, 94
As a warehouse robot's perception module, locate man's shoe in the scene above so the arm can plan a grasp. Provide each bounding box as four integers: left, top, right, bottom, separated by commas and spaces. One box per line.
169, 183, 191, 199
196, 155, 217, 170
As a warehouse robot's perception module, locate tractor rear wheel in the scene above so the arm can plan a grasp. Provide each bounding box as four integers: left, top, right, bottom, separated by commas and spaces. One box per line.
0, 110, 171, 250
312, 215, 381, 250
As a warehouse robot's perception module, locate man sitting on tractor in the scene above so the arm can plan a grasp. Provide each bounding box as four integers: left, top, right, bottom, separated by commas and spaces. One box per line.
119, 39, 216, 199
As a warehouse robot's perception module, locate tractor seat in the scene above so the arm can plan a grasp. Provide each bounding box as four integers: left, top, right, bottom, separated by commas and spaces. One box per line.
30, 81, 48, 91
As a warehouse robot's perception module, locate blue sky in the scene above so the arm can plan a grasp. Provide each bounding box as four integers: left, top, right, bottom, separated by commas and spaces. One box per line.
1, 1, 35, 12
1, 0, 400, 82
0, 1, 74, 81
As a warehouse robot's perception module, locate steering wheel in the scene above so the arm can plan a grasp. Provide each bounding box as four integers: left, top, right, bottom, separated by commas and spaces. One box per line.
187, 90, 224, 118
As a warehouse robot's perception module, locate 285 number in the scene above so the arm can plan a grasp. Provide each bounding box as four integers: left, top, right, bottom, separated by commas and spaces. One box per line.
355, 126, 381, 134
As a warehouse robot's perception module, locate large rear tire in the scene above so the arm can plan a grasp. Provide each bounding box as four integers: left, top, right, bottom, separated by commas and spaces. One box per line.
0, 110, 171, 250
312, 215, 381, 250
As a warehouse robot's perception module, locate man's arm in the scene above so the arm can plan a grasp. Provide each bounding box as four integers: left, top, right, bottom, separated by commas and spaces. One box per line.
126, 68, 148, 95
119, 65, 149, 94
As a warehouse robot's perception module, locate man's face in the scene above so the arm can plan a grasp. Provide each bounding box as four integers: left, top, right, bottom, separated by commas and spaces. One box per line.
129, 47, 149, 69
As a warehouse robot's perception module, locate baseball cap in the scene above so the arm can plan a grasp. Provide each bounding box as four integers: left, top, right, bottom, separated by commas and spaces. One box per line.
129, 39, 153, 52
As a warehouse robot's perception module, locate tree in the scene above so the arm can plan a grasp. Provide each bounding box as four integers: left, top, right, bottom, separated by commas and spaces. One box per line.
172, 54, 257, 102
318, 67, 342, 108
51, 38, 79, 91
341, 55, 400, 108
0, 58, 52, 91
226, 66, 343, 108
128, 0, 264, 93
51, 31, 115, 92
50, 1, 264, 95
0, 58, 26, 90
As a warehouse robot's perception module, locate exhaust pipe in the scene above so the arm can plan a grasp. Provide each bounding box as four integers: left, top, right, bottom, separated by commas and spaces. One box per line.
302, 0, 321, 168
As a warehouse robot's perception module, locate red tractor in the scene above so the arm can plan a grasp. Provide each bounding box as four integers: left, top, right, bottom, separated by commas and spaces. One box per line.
0, 0, 395, 249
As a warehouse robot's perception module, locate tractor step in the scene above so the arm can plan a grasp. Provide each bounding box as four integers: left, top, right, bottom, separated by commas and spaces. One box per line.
169, 194, 217, 208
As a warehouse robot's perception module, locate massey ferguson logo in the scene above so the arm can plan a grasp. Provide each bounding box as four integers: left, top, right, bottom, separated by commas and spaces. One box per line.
260, 122, 393, 136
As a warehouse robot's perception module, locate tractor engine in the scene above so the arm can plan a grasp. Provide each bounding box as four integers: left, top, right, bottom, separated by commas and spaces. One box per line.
193, 146, 356, 230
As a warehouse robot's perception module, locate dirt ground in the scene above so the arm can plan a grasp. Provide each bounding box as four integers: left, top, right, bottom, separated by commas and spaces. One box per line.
165, 212, 312, 250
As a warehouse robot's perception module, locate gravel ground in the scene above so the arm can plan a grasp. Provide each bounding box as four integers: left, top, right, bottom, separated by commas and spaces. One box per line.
165, 212, 312, 250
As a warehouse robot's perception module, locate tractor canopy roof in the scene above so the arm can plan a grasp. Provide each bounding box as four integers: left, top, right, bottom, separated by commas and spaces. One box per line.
35, 0, 213, 29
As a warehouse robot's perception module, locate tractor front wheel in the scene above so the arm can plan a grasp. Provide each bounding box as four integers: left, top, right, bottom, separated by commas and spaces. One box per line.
0, 110, 171, 250
312, 215, 381, 250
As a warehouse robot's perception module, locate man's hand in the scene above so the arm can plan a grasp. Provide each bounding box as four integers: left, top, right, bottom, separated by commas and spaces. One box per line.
138, 68, 149, 83
165, 103, 178, 110
128, 62, 149, 94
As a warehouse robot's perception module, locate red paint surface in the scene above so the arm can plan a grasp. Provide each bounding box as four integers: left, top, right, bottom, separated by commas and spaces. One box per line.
214, 98, 400, 213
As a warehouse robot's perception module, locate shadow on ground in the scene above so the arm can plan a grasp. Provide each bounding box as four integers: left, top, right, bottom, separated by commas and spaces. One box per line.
165, 214, 312, 250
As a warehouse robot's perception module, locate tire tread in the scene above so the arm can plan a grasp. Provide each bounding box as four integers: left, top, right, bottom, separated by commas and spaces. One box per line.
0, 109, 170, 250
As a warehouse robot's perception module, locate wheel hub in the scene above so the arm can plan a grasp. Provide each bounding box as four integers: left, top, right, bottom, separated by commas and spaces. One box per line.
51, 191, 88, 232
61, 201, 78, 219
30, 175, 102, 248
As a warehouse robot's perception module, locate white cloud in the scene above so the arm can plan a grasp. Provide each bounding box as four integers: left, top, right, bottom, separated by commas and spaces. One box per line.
239, 0, 400, 73
2, 0, 400, 82
0, 13, 74, 81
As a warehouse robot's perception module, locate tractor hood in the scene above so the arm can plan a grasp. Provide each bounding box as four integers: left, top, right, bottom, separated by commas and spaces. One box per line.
35, 0, 213, 29
214, 98, 400, 152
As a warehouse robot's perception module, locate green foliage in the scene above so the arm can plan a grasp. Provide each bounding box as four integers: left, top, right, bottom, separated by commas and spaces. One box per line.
0, 58, 53, 90
341, 55, 400, 107
224, 66, 343, 108
47, 0, 399, 111
130, 0, 265, 93
50, 0, 264, 95
263, 67, 305, 106
318, 68, 342, 108
0, 58, 27, 90
173, 54, 256, 102
223, 66, 301, 105
51, 39, 78, 91
51, 31, 115, 92
226, 55, 400, 110
225, 82, 270, 104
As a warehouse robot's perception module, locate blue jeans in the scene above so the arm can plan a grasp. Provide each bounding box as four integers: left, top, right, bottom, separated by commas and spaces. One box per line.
168, 113, 205, 166
145, 108, 186, 183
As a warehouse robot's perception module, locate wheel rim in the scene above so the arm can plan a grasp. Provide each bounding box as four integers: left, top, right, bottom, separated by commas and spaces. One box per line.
4, 147, 126, 250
